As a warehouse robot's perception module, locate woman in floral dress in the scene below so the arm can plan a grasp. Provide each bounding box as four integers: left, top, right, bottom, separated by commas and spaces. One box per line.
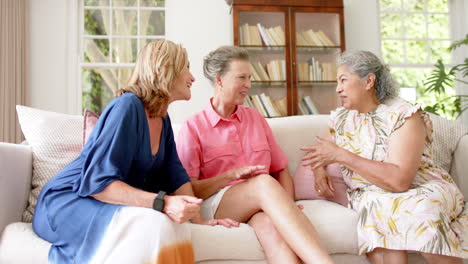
302, 50, 466, 263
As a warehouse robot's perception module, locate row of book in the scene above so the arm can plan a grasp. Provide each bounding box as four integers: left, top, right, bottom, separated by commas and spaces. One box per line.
298, 96, 320, 115
296, 29, 336, 47
244, 94, 287, 118
250, 60, 286, 81
240, 23, 285, 46
244, 94, 322, 117
297, 58, 337, 81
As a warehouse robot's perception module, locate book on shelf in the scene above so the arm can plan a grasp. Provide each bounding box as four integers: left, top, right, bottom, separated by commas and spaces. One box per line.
260, 93, 281, 117
247, 94, 286, 117
273, 97, 287, 116
239, 23, 285, 46
303, 95, 320, 114
262, 60, 285, 81
244, 94, 255, 108
249, 63, 262, 81
256, 24, 270, 46
297, 57, 337, 81
298, 100, 309, 115
249, 25, 263, 46
251, 94, 269, 117
297, 29, 335, 47
316, 30, 335, 46
251, 62, 269, 81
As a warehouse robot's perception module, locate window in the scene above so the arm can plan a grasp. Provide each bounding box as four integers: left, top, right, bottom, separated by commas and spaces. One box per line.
80, 0, 165, 114
379, 0, 453, 108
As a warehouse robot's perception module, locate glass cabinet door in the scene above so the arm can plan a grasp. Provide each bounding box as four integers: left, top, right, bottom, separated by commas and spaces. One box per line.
293, 11, 342, 115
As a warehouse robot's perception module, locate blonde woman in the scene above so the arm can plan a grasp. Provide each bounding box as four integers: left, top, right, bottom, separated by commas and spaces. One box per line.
33, 40, 237, 264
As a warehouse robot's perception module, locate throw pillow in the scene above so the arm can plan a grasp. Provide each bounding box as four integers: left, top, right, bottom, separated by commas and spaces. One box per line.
294, 163, 348, 207
428, 113, 468, 172
16, 105, 83, 222
83, 109, 99, 146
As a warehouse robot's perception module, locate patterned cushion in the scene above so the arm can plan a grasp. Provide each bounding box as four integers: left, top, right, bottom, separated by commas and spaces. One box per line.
16, 106, 83, 222
428, 113, 468, 172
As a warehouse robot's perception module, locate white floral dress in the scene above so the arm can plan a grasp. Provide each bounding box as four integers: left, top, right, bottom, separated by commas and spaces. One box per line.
329, 97, 467, 258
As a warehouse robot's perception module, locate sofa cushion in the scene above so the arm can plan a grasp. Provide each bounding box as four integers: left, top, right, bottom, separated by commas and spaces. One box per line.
83, 109, 99, 146
294, 163, 348, 206
264, 115, 330, 175
16, 106, 83, 222
428, 113, 468, 173
0, 223, 49, 263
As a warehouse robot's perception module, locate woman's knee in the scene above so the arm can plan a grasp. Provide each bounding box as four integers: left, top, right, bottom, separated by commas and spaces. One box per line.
249, 174, 280, 193
249, 212, 279, 238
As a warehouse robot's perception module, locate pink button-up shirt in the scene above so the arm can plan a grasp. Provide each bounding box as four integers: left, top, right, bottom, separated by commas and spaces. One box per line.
176, 99, 288, 186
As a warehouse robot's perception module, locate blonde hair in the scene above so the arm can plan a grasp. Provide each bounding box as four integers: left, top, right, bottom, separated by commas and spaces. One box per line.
116, 40, 188, 117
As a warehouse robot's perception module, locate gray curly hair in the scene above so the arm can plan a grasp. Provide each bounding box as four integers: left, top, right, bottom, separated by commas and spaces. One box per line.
336, 50, 398, 102
203, 46, 249, 84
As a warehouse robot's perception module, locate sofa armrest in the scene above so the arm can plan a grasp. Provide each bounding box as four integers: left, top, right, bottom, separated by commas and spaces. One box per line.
0, 143, 32, 233
450, 135, 468, 198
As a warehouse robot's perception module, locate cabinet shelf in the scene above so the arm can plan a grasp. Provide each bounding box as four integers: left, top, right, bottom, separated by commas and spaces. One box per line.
252, 81, 286, 85
296, 45, 340, 49
298, 81, 336, 85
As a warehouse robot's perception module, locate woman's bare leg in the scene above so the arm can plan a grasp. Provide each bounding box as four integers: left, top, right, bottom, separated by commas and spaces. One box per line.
367, 248, 407, 264
248, 212, 300, 264
214, 174, 333, 264
421, 252, 462, 264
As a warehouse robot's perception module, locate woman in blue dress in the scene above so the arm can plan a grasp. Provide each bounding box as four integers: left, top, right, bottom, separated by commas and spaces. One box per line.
32, 40, 238, 264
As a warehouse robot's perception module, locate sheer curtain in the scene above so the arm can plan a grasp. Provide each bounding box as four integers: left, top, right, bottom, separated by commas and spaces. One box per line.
0, 0, 27, 143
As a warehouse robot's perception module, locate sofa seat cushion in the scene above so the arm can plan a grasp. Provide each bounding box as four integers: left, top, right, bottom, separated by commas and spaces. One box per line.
298, 200, 359, 254
0, 200, 359, 263
0, 223, 49, 263
191, 200, 359, 262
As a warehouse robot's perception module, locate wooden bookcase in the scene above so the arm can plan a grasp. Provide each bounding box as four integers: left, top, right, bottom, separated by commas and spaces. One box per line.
232, 0, 345, 117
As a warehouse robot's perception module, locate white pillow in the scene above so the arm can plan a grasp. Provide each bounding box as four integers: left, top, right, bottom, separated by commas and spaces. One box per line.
428, 113, 468, 172
16, 105, 83, 222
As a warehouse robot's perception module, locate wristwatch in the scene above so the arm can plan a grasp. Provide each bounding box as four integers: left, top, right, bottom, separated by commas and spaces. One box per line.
152, 191, 166, 212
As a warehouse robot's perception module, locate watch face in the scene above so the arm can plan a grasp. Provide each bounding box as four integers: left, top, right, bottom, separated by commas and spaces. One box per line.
153, 198, 164, 212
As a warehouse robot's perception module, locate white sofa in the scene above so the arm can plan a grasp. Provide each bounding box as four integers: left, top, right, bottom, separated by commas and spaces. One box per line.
1, 114, 467, 264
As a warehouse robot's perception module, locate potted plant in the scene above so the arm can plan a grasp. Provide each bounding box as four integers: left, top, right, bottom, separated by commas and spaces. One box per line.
423, 34, 468, 120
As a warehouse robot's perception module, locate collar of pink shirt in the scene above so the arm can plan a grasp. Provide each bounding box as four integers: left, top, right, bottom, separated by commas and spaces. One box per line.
204, 98, 244, 127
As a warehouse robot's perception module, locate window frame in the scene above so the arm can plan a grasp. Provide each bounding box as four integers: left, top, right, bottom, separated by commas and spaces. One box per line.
378, 0, 454, 68
77, 0, 166, 114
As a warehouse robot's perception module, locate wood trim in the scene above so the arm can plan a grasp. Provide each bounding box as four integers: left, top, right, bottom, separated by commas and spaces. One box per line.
233, 0, 343, 8
289, 9, 298, 115
284, 8, 295, 115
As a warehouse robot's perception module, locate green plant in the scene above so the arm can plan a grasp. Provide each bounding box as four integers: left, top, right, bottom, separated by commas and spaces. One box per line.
423, 34, 468, 120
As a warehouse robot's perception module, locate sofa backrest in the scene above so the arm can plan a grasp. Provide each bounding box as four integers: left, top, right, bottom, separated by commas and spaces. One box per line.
265, 115, 330, 175
173, 114, 468, 197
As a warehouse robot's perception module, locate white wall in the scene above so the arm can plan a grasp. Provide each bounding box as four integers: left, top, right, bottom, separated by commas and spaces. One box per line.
343, 0, 381, 56
27, 0, 77, 114
165, 0, 233, 123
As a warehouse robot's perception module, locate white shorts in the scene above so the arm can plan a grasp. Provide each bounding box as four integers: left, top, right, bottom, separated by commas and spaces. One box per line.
200, 186, 232, 220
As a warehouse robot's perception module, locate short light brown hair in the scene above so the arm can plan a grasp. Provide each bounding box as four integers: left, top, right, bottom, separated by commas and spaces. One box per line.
116, 40, 188, 117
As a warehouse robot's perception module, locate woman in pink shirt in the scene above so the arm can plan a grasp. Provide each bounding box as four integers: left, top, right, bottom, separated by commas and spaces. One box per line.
176, 46, 332, 264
